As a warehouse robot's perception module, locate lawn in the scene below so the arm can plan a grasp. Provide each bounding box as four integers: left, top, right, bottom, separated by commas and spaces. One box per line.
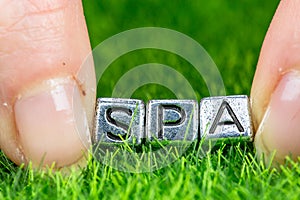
2, 0, 300, 199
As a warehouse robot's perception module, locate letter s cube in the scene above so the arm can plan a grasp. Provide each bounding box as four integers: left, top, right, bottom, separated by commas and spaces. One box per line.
93, 98, 145, 144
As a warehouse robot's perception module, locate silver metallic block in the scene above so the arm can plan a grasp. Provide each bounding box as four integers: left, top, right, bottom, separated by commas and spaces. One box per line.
199, 95, 253, 141
93, 98, 145, 144
146, 100, 198, 141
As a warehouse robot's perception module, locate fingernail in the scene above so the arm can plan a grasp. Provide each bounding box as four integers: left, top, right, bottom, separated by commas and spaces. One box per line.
14, 77, 91, 167
255, 71, 300, 164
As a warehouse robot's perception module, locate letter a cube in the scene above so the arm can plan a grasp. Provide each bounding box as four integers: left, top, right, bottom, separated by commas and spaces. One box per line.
199, 95, 253, 141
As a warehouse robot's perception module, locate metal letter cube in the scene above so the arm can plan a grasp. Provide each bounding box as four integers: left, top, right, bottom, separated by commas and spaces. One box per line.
93, 98, 145, 144
146, 100, 198, 141
199, 95, 253, 141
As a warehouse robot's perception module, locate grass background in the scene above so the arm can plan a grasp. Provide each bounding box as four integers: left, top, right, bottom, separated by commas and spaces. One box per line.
3, 0, 300, 199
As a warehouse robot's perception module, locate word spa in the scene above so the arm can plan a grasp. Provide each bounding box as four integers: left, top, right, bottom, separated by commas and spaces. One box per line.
93, 95, 253, 145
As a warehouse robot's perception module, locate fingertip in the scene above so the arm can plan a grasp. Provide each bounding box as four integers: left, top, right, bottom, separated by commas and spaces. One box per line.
0, 0, 96, 168
14, 77, 91, 167
254, 71, 300, 164
251, 0, 300, 165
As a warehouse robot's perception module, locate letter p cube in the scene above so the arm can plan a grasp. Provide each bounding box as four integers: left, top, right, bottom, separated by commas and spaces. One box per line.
146, 100, 199, 141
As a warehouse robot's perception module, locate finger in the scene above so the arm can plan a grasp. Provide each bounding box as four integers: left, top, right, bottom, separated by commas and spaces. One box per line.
251, 0, 300, 164
0, 0, 96, 167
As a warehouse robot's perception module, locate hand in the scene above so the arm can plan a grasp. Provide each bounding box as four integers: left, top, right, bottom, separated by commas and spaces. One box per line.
251, 1, 300, 165
1, 0, 298, 169
0, 0, 96, 168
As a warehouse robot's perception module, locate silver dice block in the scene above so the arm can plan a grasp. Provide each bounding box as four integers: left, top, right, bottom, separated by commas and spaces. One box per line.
199, 95, 253, 141
94, 98, 145, 144
146, 100, 198, 141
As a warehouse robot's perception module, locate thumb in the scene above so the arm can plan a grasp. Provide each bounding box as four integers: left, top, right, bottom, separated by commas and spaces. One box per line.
0, 0, 96, 167
251, 1, 300, 164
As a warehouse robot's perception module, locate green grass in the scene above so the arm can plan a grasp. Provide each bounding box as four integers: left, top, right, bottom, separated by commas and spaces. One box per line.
3, 0, 300, 199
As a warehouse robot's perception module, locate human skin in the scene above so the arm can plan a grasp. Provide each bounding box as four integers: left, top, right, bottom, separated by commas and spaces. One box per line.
0, 0, 299, 168
251, 0, 300, 165
0, 0, 96, 168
